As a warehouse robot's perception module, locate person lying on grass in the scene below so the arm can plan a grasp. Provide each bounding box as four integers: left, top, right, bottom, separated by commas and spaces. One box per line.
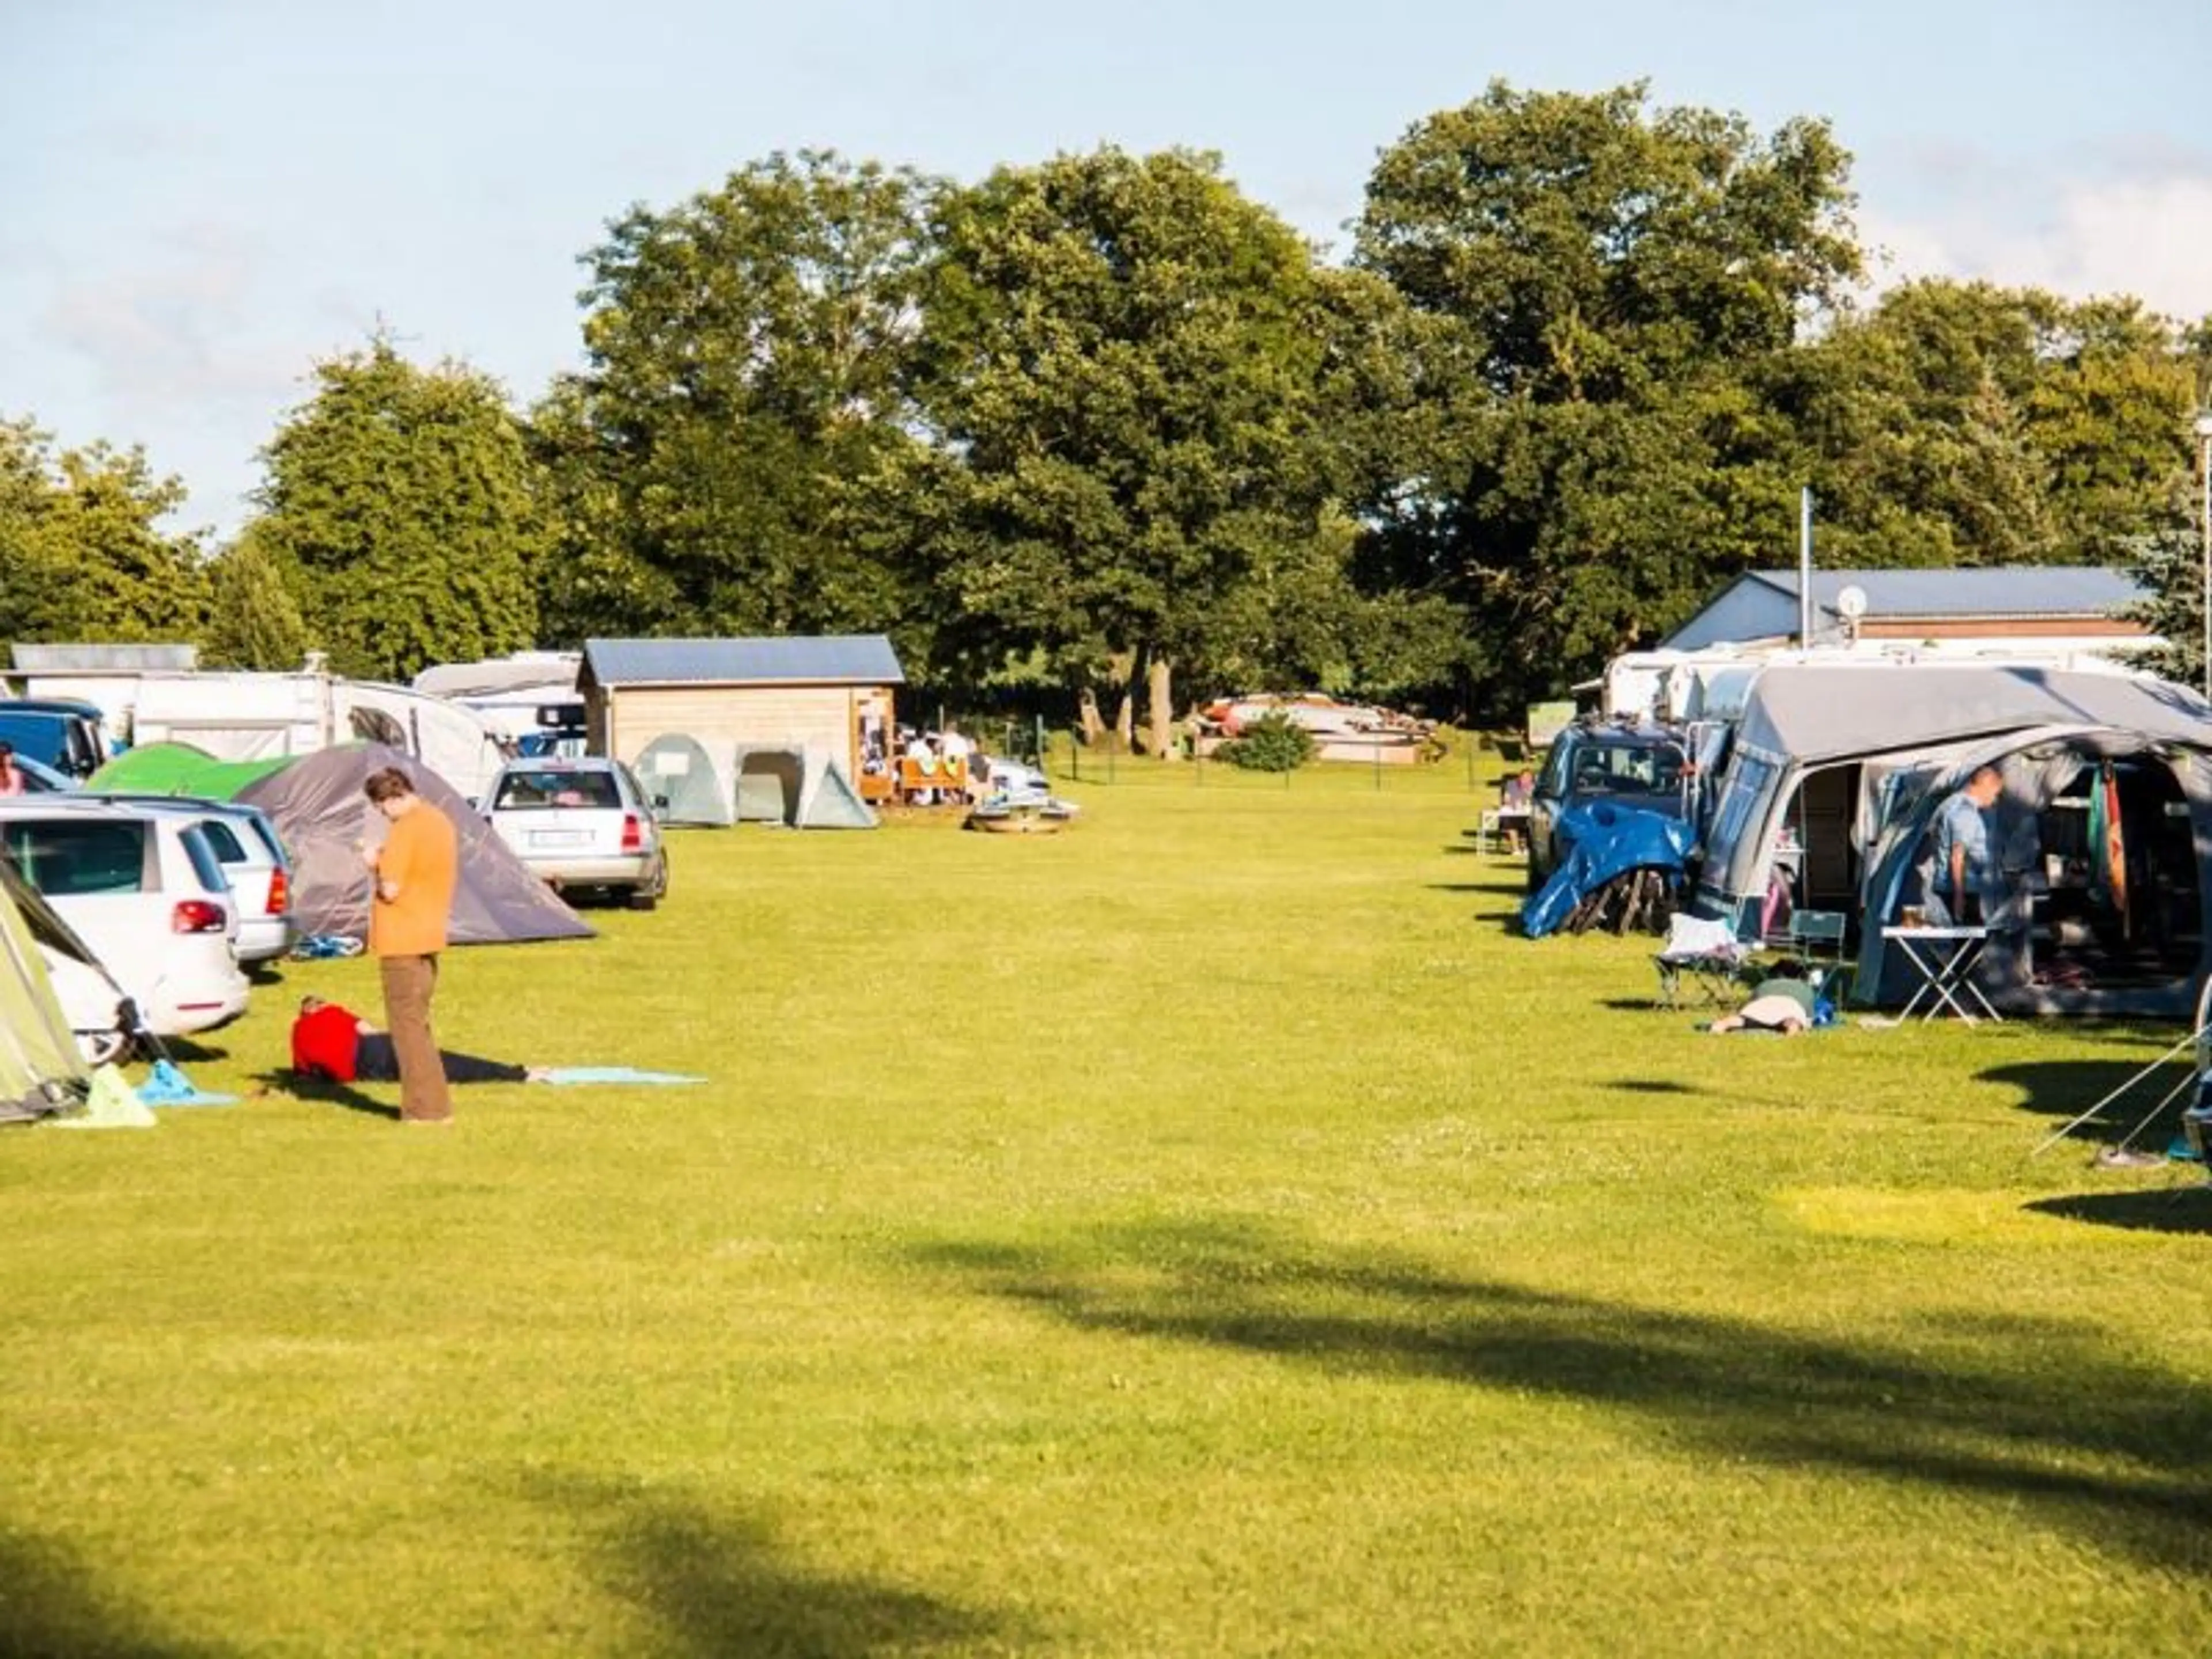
289, 995, 551, 1085
1703, 961, 1819, 1036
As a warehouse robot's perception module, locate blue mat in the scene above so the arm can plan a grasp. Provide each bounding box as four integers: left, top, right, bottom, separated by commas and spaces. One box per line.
540, 1066, 705, 1086
138, 1059, 240, 1107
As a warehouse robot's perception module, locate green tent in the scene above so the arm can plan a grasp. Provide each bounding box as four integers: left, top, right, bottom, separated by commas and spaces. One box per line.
0, 859, 89, 1124
86, 742, 292, 800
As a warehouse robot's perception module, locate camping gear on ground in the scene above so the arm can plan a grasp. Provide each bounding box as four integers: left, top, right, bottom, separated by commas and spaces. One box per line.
137, 1059, 238, 1107
967, 798, 1077, 835
48, 1063, 156, 1130
0, 856, 92, 1124
1652, 913, 1749, 1008
1521, 804, 1694, 940
88, 741, 593, 947
537, 1067, 704, 1086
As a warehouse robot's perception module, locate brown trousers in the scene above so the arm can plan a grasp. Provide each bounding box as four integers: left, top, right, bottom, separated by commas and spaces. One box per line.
378, 953, 452, 1123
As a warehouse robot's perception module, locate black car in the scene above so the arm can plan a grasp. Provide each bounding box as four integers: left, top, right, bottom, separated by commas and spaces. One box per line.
1525, 722, 1693, 888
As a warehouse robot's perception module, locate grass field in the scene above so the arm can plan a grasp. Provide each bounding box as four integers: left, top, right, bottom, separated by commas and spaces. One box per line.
3, 759, 2209, 1657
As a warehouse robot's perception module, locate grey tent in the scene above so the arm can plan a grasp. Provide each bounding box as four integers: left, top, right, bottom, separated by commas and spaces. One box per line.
1694, 664, 2212, 1015
634, 733, 735, 827
728, 743, 877, 829
0, 857, 92, 1122
236, 744, 595, 946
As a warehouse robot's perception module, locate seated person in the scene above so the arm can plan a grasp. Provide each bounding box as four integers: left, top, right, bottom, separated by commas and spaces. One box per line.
1703, 961, 1820, 1036
290, 996, 549, 1085
1501, 768, 1534, 809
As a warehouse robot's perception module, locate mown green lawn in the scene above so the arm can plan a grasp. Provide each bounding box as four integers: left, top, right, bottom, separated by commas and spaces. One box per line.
3, 760, 2207, 1657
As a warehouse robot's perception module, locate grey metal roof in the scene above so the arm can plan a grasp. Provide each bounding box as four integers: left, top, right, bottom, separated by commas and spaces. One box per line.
1664, 567, 2145, 650
11, 642, 200, 673
582, 635, 906, 688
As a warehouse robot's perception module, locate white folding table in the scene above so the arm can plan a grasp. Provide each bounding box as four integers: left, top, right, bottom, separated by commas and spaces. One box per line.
1881, 925, 2001, 1023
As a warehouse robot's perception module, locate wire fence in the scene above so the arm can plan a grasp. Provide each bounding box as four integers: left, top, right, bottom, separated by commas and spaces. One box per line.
964, 720, 1518, 800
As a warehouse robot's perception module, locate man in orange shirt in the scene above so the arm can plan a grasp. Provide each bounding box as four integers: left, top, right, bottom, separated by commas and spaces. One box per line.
362, 766, 460, 1123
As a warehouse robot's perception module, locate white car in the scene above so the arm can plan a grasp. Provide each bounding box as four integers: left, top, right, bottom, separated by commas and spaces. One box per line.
0, 801, 251, 1055
483, 757, 669, 910
89, 796, 295, 965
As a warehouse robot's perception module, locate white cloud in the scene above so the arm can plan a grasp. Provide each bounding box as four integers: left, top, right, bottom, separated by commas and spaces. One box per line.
1861, 158, 2212, 323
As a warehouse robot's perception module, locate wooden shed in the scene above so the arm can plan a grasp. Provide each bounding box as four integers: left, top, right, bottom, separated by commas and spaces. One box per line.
578, 637, 904, 790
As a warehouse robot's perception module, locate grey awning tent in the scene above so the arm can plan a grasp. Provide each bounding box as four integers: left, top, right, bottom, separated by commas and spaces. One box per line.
635, 733, 735, 827
236, 744, 594, 946
1702, 666, 2212, 909
1695, 664, 2212, 1016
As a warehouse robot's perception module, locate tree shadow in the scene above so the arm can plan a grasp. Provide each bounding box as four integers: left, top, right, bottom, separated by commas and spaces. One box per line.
248, 1069, 398, 1122
521, 1474, 1012, 1658
906, 1217, 2212, 1576
1980, 1058, 2195, 1145
0, 1530, 228, 1658
2026, 1187, 2212, 1236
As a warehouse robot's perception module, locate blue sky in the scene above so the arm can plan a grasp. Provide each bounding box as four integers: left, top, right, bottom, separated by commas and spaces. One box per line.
5, 0, 2209, 537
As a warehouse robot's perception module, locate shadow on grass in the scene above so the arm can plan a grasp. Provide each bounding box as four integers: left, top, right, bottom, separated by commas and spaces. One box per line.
2026, 1187, 2212, 1236
0, 1531, 227, 1658
1605, 1078, 1702, 1095
908, 1217, 2212, 1575
524, 1475, 1010, 1657
1980, 1058, 2194, 1145
248, 1069, 398, 1122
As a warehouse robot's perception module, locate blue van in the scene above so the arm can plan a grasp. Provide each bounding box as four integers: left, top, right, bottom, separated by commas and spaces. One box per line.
0, 700, 108, 779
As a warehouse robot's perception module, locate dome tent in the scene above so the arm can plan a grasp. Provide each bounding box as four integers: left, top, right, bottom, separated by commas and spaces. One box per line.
634, 733, 735, 827
97, 742, 593, 947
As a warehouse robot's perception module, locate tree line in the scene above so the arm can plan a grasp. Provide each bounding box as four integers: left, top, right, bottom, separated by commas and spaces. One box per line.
5, 82, 2209, 737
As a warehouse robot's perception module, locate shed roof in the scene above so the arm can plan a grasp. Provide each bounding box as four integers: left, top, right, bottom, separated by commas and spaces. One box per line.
1664, 567, 2144, 650
581, 636, 905, 689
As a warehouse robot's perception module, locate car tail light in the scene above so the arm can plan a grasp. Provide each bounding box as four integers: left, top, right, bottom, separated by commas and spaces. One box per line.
267, 869, 289, 915
172, 899, 228, 934
621, 813, 643, 853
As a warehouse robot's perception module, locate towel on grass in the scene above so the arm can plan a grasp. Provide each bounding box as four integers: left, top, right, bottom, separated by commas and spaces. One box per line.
539, 1066, 704, 1086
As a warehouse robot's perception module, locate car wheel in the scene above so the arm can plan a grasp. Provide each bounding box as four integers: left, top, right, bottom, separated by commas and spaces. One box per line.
627, 856, 666, 911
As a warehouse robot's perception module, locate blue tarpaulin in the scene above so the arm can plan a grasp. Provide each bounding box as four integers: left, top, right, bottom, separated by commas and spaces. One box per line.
1521, 804, 1697, 939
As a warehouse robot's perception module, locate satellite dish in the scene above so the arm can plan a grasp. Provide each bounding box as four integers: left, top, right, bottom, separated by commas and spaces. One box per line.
1835, 585, 1868, 622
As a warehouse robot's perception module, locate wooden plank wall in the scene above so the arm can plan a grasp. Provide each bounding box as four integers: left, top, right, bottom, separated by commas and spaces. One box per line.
607, 686, 858, 771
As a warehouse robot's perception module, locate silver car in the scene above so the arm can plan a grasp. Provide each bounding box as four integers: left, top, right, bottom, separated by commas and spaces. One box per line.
484, 757, 669, 910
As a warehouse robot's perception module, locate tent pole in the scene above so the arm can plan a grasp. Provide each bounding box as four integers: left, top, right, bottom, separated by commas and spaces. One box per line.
2029, 1023, 2207, 1156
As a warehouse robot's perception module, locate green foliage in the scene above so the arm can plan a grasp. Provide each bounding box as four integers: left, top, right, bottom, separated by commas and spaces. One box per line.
200, 529, 313, 670
0, 417, 210, 643
1213, 709, 1317, 770
910, 146, 1368, 741
544, 150, 935, 643
248, 338, 543, 681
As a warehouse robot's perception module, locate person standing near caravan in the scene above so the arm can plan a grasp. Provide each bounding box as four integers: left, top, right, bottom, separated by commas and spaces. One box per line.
1928, 764, 2006, 927
361, 766, 459, 1124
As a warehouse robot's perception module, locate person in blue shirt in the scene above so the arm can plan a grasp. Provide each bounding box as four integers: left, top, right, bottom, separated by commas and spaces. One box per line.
1927, 764, 2005, 926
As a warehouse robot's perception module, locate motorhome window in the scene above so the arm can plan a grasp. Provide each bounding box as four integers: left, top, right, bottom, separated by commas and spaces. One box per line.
1709, 756, 1777, 865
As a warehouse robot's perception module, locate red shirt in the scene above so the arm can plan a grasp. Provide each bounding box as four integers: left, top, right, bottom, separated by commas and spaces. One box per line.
291, 1003, 363, 1082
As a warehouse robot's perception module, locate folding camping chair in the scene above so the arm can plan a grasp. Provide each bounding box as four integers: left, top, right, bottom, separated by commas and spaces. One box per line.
1782, 910, 1851, 999
1653, 913, 1751, 1009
